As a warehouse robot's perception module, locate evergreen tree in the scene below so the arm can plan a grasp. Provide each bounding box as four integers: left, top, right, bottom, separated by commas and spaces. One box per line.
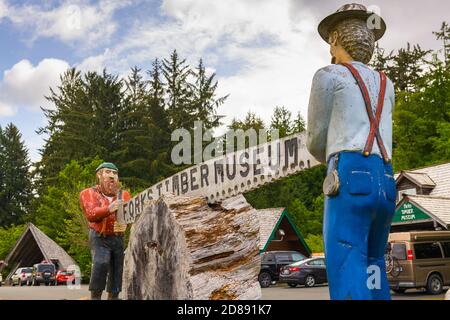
113, 67, 152, 190
292, 112, 306, 134
0, 124, 32, 226
37, 69, 123, 188
392, 23, 450, 171
146, 59, 177, 183
191, 59, 228, 130
433, 22, 450, 69
162, 50, 193, 131
229, 111, 265, 132
270, 106, 292, 138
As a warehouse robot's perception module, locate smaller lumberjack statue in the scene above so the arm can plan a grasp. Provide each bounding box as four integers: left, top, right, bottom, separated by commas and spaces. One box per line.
306, 4, 396, 299
80, 162, 131, 300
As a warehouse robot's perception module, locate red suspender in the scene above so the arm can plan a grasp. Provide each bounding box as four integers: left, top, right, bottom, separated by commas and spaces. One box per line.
340, 63, 390, 163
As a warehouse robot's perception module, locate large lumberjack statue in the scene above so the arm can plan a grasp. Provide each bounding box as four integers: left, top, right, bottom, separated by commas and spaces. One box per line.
307, 4, 396, 300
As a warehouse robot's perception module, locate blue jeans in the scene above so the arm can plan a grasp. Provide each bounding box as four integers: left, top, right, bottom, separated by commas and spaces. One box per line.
88, 229, 124, 294
323, 151, 396, 300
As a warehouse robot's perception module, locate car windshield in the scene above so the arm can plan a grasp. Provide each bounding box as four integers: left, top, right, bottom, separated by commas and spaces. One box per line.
22, 268, 32, 273
37, 264, 55, 272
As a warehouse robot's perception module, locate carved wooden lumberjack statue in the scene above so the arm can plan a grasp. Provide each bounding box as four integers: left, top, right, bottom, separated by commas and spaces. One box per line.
79, 162, 131, 300
307, 3, 396, 300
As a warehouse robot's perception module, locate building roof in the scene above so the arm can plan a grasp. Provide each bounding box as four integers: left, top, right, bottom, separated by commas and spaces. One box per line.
256, 207, 311, 255
257, 208, 285, 251
3, 223, 75, 274
399, 171, 436, 188
403, 195, 450, 227
396, 162, 450, 197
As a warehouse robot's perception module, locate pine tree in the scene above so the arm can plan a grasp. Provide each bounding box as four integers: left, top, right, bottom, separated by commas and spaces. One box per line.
292, 112, 306, 134
162, 50, 193, 131
191, 59, 228, 130
270, 106, 292, 138
37, 69, 123, 188
433, 22, 450, 69
0, 123, 32, 226
229, 111, 265, 132
113, 67, 152, 190
146, 59, 177, 183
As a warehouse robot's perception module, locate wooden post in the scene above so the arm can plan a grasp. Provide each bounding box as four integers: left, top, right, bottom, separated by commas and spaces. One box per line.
122, 194, 261, 300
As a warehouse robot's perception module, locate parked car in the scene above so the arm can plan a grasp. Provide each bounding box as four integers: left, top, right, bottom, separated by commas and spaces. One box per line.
10, 267, 33, 286
279, 256, 327, 288
387, 231, 450, 295
31, 262, 56, 286
259, 251, 307, 288
56, 269, 76, 285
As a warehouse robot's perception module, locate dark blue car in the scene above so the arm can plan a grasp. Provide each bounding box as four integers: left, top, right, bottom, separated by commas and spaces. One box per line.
279, 256, 327, 288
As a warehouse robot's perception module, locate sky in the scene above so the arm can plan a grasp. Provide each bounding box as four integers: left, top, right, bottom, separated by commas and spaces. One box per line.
0, 0, 448, 162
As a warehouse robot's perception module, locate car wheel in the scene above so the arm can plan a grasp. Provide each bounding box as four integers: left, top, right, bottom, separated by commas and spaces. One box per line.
305, 275, 316, 288
392, 288, 406, 294
258, 272, 272, 288
426, 274, 443, 295
287, 283, 298, 288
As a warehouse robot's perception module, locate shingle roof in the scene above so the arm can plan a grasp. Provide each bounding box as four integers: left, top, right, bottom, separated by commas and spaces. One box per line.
397, 162, 450, 197
257, 208, 284, 250
4, 223, 75, 271
401, 172, 436, 188
406, 195, 450, 227
29, 224, 76, 268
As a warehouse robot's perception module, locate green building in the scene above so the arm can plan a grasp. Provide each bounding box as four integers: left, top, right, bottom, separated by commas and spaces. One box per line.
392, 162, 450, 232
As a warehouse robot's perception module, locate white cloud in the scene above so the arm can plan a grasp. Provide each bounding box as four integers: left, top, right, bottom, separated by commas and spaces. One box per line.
4, 0, 131, 48
0, 59, 70, 116
0, 0, 8, 19
76, 49, 110, 73
0, 101, 15, 117
76, 0, 329, 128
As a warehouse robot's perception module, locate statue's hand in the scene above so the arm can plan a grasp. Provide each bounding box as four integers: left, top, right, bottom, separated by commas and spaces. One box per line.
108, 200, 120, 213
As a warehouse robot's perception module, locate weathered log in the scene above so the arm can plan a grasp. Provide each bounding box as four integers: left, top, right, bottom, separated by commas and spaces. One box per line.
122, 194, 261, 300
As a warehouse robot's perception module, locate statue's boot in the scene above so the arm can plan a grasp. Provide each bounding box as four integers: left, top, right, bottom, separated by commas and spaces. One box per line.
90, 290, 103, 300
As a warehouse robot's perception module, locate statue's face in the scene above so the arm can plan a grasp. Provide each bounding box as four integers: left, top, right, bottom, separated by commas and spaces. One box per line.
97, 168, 119, 196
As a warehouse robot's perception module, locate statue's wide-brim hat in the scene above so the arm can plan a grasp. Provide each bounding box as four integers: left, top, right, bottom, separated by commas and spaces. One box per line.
318, 3, 386, 43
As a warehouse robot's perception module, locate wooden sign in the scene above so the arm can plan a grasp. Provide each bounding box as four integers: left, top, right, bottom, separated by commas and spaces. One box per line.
117, 132, 320, 224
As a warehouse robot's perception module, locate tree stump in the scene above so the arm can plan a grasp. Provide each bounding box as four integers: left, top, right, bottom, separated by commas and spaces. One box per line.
122, 194, 261, 300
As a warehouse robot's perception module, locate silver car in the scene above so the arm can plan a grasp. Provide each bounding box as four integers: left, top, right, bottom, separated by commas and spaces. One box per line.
11, 267, 33, 286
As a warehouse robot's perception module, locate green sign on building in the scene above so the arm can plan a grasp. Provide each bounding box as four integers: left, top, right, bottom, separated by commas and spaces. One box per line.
393, 201, 431, 223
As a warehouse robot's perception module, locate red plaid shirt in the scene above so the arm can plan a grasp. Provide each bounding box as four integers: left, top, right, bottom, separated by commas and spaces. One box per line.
79, 186, 131, 235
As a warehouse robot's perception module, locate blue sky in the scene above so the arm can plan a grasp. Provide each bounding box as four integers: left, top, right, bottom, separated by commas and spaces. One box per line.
0, 0, 448, 162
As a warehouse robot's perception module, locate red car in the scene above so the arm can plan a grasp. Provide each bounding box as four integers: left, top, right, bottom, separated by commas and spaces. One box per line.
56, 269, 76, 285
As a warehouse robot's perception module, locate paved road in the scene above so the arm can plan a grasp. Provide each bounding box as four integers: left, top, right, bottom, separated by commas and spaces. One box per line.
261, 283, 447, 300
0, 285, 91, 300
0, 284, 446, 300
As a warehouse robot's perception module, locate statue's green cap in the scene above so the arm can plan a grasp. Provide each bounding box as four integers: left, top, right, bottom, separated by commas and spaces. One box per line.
95, 162, 118, 172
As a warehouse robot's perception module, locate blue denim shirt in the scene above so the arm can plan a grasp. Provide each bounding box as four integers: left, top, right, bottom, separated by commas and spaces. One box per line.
306, 61, 395, 164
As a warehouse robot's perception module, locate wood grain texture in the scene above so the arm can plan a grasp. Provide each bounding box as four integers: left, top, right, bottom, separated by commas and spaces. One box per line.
122, 194, 261, 300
